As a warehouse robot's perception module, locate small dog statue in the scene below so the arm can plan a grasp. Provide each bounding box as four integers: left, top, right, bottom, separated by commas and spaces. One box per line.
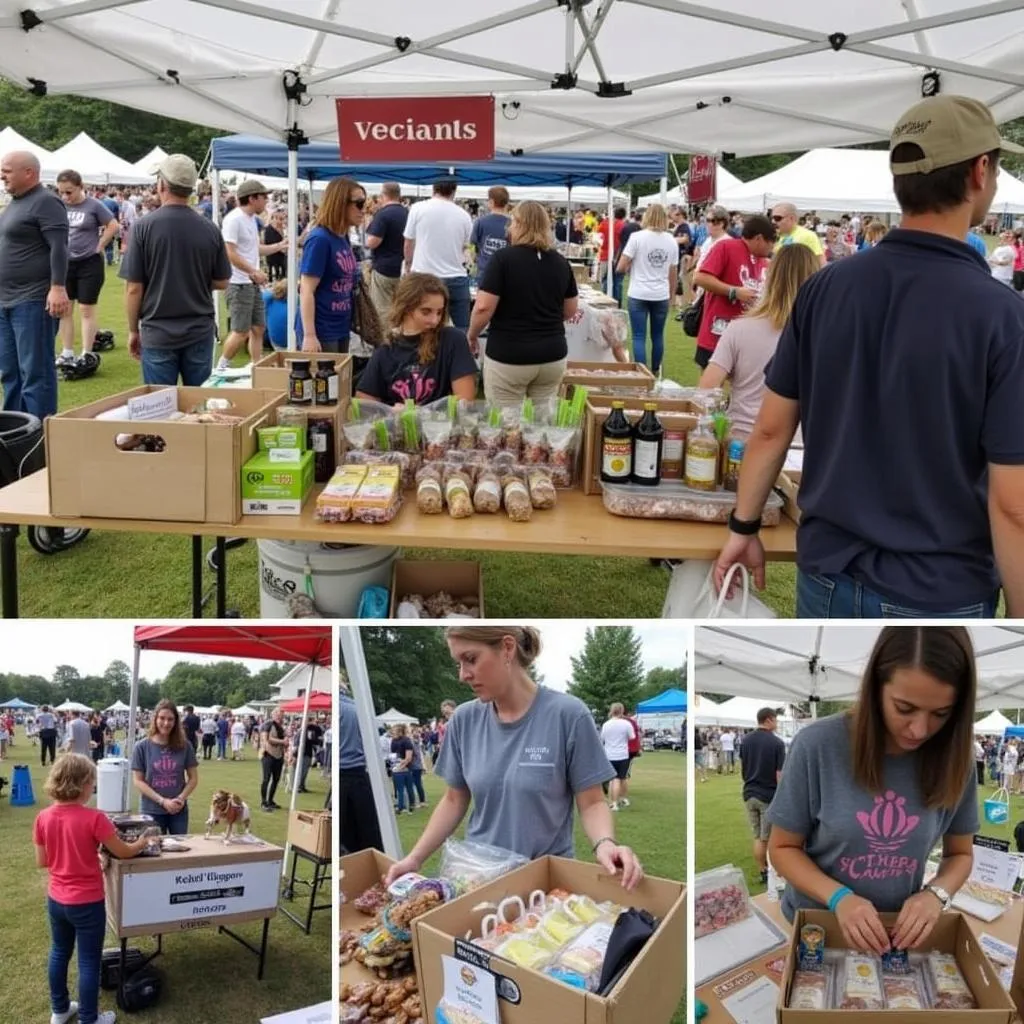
204, 789, 252, 844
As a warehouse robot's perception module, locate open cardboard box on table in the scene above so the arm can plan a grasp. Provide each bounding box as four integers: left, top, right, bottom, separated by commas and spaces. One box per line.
46, 386, 284, 523
775, 470, 801, 525
563, 361, 656, 393
287, 810, 330, 859
341, 849, 402, 991
389, 559, 484, 618
252, 350, 353, 400
779, 910, 1016, 1024
413, 855, 686, 1024
582, 394, 701, 495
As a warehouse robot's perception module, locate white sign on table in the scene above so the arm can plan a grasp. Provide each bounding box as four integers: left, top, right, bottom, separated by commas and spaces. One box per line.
260, 1002, 333, 1024
695, 908, 789, 987
127, 389, 178, 422
121, 858, 282, 927
721, 976, 780, 1024
970, 843, 1020, 893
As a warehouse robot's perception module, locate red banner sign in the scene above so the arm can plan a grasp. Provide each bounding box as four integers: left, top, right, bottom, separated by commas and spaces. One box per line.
688, 154, 718, 205
335, 96, 495, 162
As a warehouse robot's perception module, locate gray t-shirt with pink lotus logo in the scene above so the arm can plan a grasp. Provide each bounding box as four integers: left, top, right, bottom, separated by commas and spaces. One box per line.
767, 713, 978, 921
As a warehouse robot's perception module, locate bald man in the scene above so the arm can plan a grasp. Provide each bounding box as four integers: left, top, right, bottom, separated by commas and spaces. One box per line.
770, 202, 826, 266
0, 151, 69, 418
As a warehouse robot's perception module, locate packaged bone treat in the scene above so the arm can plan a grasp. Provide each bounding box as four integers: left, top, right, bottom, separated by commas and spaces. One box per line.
925, 952, 976, 1009
838, 954, 884, 1010
527, 467, 557, 510
790, 969, 829, 1010
503, 472, 532, 523
416, 463, 444, 514
882, 969, 927, 1010
444, 466, 474, 520
473, 469, 502, 514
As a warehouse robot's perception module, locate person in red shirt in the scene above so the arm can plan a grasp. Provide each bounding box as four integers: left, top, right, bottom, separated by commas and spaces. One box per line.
34, 753, 150, 1024
692, 215, 776, 368
623, 713, 642, 807
597, 207, 628, 306
1013, 230, 1024, 294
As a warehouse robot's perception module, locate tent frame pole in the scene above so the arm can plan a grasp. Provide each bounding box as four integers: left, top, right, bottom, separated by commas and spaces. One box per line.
286, 116, 300, 351
606, 184, 614, 299
281, 662, 317, 878
126, 643, 142, 813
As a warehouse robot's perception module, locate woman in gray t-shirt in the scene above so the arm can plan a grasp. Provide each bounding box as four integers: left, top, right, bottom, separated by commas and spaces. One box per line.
131, 699, 199, 835
767, 626, 978, 955
382, 626, 644, 892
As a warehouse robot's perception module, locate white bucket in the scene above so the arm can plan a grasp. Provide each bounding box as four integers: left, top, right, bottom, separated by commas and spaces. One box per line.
257, 540, 399, 618
96, 757, 129, 813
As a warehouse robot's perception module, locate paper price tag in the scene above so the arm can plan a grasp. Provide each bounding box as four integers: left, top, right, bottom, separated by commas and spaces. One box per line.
268, 448, 303, 464
127, 389, 178, 422
441, 954, 499, 1024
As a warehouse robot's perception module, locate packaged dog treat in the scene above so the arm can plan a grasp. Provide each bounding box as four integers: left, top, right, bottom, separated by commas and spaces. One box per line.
547, 426, 578, 487
925, 952, 976, 1009
496, 933, 555, 972
344, 450, 416, 491
882, 969, 927, 1010
473, 468, 502, 514
500, 407, 523, 457
387, 872, 429, 900
522, 425, 549, 464
422, 415, 457, 461
838, 954, 884, 1010
315, 465, 368, 522
502, 469, 532, 523
477, 420, 504, 456
545, 919, 615, 991
457, 413, 479, 451
353, 881, 390, 915
527, 467, 557, 509
352, 466, 402, 524
415, 463, 444, 514
536, 904, 586, 951
444, 466, 474, 520
693, 865, 752, 938
789, 969, 830, 1010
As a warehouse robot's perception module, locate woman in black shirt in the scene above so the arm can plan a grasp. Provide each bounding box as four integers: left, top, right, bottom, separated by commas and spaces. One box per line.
468, 201, 578, 405
263, 210, 287, 281
89, 713, 105, 764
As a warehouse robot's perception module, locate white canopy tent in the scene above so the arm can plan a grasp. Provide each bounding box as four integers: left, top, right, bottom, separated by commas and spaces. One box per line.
0, 125, 52, 164
693, 694, 791, 728
636, 165, 745, 208
975, 709, 1014, 735
377, 707, 419, 727
55, 700, 93, 713
232, 704, 260, 717
719, 147, 1024, 214
44, 131, 153, 185
133, 144, 168, 173
696, 625, 1024, 711
103, 699, 131, 713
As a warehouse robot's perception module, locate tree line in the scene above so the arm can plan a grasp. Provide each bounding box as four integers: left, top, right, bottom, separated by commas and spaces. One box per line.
0, 660, 289, 712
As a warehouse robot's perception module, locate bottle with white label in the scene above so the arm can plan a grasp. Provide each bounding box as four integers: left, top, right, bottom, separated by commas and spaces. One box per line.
684, 415, 719, 492
631, 403, 663, 486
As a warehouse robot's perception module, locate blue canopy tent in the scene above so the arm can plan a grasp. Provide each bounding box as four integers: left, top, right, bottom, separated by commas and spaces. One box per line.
0, 697, 37, 709
637, 688, 688, 714
1006, 726, 1024, 739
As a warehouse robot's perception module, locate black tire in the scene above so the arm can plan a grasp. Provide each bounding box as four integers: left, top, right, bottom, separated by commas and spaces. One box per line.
27, 526, 90, 554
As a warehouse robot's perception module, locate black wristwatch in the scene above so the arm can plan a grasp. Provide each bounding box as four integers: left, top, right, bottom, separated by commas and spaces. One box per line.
728, 511, 762, 536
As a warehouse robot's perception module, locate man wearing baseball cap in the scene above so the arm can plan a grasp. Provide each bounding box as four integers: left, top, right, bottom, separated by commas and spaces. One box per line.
217, 179, 288, 369
120, 155, 231, 385
715, 94, 1024, 618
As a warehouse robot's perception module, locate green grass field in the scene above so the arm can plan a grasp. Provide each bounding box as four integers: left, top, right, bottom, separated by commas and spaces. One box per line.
394, 749, 686, 1024
0, 728, 330, 1023
5, 263, 801, 617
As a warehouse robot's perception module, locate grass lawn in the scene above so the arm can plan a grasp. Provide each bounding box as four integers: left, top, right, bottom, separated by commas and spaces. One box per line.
0, 727, 330, 1023
5, 263, 799, 617
393, 749, 686, 1024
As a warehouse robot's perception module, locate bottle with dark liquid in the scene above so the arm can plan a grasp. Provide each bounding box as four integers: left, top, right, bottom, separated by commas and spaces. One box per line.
631, 403, 664, 486
308, 418, 336, 483
600, 401, 633, 484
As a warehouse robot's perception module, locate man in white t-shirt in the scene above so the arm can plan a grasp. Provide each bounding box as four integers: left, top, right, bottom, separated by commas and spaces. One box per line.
600, 703, 637, 811
217, 179, 288, 369
989, 229, 1016, 286
403, 180, 473, 331
720, 728, 736, 773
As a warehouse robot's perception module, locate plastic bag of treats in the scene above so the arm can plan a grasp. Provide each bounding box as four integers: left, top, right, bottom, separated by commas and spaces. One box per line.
501, 468, 532, 523
693, 865, 752, 938
343, 398, 393, 452
545, 919, 616, 992
882, 968, 928, 1010
496, 932, 557, 972
473, 468, 502, 514
353, 881, 391, 915
838, 954, 884, 1010
345, 450, 417, 491
499, 406, 524, 457
527, 467, 557, 510
415, 463, 444, 515
547, 426, 579, 488
789, 968, 831, 1010
522, 424, 550, 464
925, 952, 976, 1009
534, 903, 586, 952
421, 414, 458, 462
444, 464, 475, 519
436, 1002, 490, 1024
352, 466, 402, 524
438, 838, 529, 894
456, 409, 480, 451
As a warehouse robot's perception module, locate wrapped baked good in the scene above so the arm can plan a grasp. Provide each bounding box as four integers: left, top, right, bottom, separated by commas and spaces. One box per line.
882, 970, 927, 1010
352, 466, 402, 524
457, 414, 479, 451
527, 467, 556, 510
839, 954, 884, 1010
522, 425, 549, 464
789, 970, 829, 1010
415, 464, 444, 515
496, 933, 555, 972
926, 952, 976, 1009
345, 450, 417, 491
316, 465, 369, 522
602, 481, 783, 526
444, 466, 474, 520
693, 865, 751, 938
473, 468, 502, 514
502, 470, 532, 523
353, 882, 391, 915
547, 426, 578, 487
421, 415, 457, 462
341, 1003, 368, 1023
477, 421, 504, 456
499, 407, 523, 457
545, 919, 615, 992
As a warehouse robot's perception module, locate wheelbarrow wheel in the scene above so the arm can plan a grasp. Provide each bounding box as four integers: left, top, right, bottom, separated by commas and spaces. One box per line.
27, 525, 91, 554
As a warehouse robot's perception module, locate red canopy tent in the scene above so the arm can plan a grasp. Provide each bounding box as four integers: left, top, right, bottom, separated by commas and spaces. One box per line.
279, 691, 332, 713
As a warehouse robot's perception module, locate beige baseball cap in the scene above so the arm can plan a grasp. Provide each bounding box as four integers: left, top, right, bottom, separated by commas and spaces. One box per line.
236, 178, 269, 200
157, 153, 198, 191
890, 95, 1024, 175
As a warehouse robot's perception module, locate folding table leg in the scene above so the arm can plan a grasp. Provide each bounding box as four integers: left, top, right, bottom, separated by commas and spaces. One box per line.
215, 536, 227, 617
191, 535, 203, 618
1, 523, 19, 619
257, 917, 270, 980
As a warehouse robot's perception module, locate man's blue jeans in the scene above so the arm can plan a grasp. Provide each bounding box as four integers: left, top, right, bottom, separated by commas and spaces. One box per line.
628, 297, 669, 372
140, 336, 215, 387
442, 275, 471, 332
796, 570, 997, 619
0, 299, 59, 418
48, 897, 106, 1024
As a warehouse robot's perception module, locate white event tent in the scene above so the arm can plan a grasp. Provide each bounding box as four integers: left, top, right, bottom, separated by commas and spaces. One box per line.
133, 145, 168, 174
103, 699, 131, 713
637, 165, 745, 208
719, 147, 1024, 214
0, 125, 52, 164
377, 707, 419, 727
975, 709, 1014, 735
696, 625, 1024, 711
44, 131, 153, 185
54, 700, 93, 713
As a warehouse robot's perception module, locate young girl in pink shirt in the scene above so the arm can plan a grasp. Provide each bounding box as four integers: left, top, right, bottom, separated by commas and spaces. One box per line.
34, 754, 149, 1024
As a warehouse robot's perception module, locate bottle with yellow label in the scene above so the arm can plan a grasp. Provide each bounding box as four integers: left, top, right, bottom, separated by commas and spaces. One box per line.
600, 401, 633, 484
684, 415, 719, 492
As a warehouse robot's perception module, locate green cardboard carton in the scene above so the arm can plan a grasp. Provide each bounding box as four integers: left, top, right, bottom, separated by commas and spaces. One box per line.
241, 450, 314, 514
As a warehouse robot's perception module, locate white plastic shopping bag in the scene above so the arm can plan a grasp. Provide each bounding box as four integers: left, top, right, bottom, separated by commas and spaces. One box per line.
661, 560, 777, 619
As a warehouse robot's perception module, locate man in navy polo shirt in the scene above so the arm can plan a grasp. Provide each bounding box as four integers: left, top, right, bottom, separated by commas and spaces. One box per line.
714, 94, 1024, 618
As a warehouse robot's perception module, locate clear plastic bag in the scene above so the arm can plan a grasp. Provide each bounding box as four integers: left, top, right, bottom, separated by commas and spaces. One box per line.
522, 425, 549, 465
422, 415, 457, 461
473, 468, 502, 514
545, 919, 616, 991
444, 465, 475, 520
925, 952, 976, 1009
547, 426, 579, 487
502, 469, 532, 523
882, 966, 928, 1010
436, 1002, 489, 1024
693, 865, 752, 938
789, 967, 832, 1010
438, 838, 529, 894
527, 467, 557, 510
838, 953, 884, 1010
415, 463, 444, 514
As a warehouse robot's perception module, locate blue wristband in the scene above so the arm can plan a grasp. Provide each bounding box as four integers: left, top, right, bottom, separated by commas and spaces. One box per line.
828, 886, 853, 913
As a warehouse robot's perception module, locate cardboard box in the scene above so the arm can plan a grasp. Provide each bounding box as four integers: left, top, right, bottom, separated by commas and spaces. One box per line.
257, 425, 307, 452
775, 470, 801, 524
276, 400, 347, 463
780, 910, 1015, 1024
341, 849, 400, 992
252, 350, 353, 400
412, 856, 686, 1024
287, 810, 330, 859
46, 386, 283, 523
389, 559, 484, 617
564, 360, 656, 392
581, 395, 701, 496
241, 449, 314, 514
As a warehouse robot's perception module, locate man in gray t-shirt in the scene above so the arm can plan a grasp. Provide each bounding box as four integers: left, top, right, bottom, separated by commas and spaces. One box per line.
767, 713, 978, 920
0, 150, 69, 419
434, 686, 615, 858
119, 153, 230, 387
65, 711, 92, 757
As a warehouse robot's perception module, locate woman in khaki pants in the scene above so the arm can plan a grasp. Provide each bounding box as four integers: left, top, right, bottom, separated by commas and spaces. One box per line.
468, 201, 578, 404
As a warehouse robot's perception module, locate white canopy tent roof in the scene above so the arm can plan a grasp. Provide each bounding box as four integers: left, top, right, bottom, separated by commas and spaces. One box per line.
232, 704, 260, 717
637, 165, 745, 208
0, 2, 1022, 157
693, 694, 791, 728
377, 707, 419, 727
696, 625, 1024, 711
55, 700, 93, 713
0, 125, 52, 164
719, 147, 1024, 214
975, 709, 1014, 735
103, 699, 131, 713
133, 145, 168, 173
44, 132, 153, 185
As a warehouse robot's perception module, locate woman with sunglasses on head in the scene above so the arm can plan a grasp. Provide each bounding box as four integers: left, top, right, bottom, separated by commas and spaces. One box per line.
298, 176, 365, 354
382, 626, 643, 892
767, 626, 978, 954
